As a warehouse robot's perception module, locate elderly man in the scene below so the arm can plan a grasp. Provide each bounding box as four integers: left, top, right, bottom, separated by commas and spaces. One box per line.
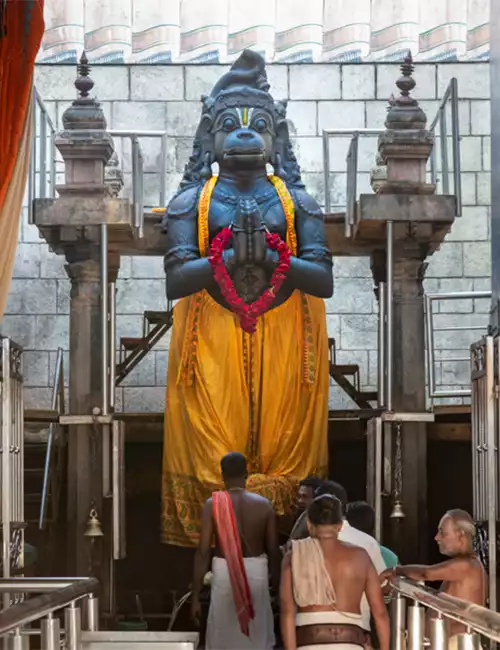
381, 509, 486, 646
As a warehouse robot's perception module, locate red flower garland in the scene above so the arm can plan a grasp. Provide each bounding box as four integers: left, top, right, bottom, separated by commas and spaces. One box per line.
209, 228, 291, 334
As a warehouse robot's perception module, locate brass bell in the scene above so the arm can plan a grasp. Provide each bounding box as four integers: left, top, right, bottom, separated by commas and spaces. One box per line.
390, 500, 406, 519
84, 508, 104, 537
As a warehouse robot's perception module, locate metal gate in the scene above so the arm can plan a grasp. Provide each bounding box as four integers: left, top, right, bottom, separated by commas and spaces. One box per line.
471, 335, 498, 612
0, 338, 24, 609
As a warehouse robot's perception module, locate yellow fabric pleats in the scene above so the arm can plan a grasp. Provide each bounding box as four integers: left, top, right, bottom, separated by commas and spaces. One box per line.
0, 86, 34, 319
161, 176, 329, 547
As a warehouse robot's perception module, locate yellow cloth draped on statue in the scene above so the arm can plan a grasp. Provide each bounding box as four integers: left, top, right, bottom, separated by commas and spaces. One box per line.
161, 176, 329, 547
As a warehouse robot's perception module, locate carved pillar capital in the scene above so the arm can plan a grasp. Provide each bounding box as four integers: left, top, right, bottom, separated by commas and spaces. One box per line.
393, 255, 428, 300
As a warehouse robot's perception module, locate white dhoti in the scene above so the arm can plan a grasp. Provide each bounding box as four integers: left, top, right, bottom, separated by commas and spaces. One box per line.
295, 611, 366, 650
206, 556, 275, 650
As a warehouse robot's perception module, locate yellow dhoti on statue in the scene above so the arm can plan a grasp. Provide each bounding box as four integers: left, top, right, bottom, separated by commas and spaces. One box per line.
161, 177, 330, 547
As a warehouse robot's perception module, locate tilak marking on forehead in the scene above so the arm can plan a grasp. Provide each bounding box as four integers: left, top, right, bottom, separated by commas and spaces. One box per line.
236, 107, 254, 127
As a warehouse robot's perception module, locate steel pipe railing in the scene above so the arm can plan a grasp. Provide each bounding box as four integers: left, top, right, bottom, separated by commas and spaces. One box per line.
425, 291, 491, 403
0, 577, 99, 637
28, 98, 169, 235
322, 128, 384, 217
0, 578, 89, 593
28, 89, 57, 224
429, 77, 462, 217
391, 577, 500, 643
386, 223, 394, 412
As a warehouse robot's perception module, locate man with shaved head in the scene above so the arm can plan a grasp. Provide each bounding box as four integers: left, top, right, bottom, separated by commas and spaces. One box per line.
381, 509, 486, 644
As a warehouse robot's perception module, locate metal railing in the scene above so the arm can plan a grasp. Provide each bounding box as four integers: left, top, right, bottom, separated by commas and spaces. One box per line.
425, 291, 491, 403
391, 577, 500, 649
321, 77, 462, 233
322, 128, 383, 233
429, 77, 462, 216
28, 88, 168, 237
28, 90, 57, 224
107, 130, 168, 238
0, 578, 99, 647
0, 338, 24, 595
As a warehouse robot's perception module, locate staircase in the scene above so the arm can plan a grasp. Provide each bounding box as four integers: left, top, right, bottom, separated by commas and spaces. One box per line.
117, 305, 174, 385
328, 338, 377, 409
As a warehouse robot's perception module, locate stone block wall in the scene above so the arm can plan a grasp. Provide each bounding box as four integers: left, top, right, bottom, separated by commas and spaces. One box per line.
2, 61, 492, 411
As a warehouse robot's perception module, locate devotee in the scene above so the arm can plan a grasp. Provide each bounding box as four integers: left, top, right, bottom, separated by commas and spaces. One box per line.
346, 501, 399, 569
191, 452, 281, 650
280, 495, 390, 650
380, 509, 486, 645
288, 481, 386, 634
288, 476, 324, 540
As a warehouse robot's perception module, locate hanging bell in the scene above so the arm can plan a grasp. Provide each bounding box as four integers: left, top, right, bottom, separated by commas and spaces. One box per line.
390, 500, 406, 519
84, 508, 104, 537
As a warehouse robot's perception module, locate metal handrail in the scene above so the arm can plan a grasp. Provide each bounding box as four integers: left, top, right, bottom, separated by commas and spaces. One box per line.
392, 577, 500, 641
322, 128, 384, 220
0, 578, 88, 593
29, 91, 168, 232
425, 291, 491, 403
0, 577, 99, 637
28, 89, 57, 224
429, 77, 462, 216
39, 347, 65, 530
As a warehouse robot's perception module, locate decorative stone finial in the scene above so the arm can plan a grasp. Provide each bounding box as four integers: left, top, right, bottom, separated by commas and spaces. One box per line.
75, 51, 94, 99
61, 51, 107, 132
385, 51, 427, 130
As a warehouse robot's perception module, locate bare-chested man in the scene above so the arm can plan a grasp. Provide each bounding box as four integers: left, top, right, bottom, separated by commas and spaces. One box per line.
380, 509, 486, 644
281, 495, 390, 650
191, 452, 281, 649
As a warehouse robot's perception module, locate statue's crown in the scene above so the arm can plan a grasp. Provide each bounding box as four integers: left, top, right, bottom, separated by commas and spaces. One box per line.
205, 50, 275, 114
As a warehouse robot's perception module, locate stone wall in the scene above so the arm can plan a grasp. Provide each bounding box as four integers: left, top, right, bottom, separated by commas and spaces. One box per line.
3, 62, 492, 411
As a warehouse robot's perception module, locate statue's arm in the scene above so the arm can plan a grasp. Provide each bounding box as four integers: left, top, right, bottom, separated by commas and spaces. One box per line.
163, 187, 217, 300
285, 189, 333, 298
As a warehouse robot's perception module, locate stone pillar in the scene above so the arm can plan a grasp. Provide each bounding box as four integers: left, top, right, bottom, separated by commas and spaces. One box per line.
372, 55, 433, 561
54, 54, 113, 577
392, 252, 428, 562
65, 250, 103, 575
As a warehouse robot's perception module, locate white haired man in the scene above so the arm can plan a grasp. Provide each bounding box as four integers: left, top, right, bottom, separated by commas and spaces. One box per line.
381, 509, 486, 648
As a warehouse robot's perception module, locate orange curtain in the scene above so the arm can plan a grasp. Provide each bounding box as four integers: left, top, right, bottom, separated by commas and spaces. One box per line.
0, 0, 45, 318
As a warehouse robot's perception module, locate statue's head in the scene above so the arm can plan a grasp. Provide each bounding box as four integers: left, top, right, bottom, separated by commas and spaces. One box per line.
179, 50, 303, 189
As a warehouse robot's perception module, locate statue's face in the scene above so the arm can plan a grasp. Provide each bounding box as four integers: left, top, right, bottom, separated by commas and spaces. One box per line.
212, 106, 275, 170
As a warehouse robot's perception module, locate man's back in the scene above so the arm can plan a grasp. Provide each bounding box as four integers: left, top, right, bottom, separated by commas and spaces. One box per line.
298, 541, 372, 615
213, 490, 274, 558
339, 521, 386, 574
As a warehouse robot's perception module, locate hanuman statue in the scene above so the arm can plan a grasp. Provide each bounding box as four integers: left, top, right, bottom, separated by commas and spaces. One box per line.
161, 50, 333, 546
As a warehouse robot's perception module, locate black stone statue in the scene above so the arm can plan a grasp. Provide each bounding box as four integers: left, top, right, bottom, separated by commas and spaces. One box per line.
161, 50, 333, 548
163, 49, 333, 306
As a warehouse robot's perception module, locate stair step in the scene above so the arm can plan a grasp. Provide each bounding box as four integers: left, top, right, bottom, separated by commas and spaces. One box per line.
144, 310, 172, 325
25, 429, 49, 444
25, 468, 44, 476
358, 391, 378, 402
81, 631, 198, 650
332, 364, 359, 376
120, 337, 145, 351
25, 493, 42, 504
